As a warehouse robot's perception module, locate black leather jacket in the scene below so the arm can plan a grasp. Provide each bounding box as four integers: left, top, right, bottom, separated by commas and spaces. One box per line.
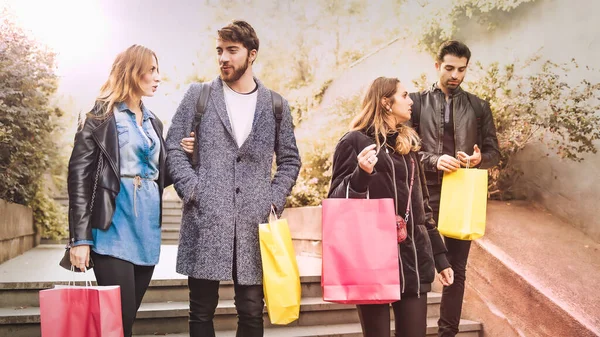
67, 103, 170, 243
408, 84, 500, 185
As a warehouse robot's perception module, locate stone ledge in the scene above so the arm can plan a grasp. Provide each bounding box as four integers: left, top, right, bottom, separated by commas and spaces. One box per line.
462, 200, 600, 336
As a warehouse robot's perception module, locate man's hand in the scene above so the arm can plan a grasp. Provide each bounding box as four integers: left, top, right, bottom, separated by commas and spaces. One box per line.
436, 154, 461, 173
181, 132, 195, 154
438, 267, 454, 286
457, 144, 481, 168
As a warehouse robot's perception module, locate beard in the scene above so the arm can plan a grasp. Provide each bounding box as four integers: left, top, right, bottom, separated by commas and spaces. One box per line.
444, 78, 462, 92
220, 56, 250, 83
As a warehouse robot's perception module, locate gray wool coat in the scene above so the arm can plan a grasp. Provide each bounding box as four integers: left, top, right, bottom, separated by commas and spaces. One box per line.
165, 76, 301, 285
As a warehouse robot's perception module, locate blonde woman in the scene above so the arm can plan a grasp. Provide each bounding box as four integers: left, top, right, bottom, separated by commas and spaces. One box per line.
67, 45, 170, 336
328, 77, 454, 337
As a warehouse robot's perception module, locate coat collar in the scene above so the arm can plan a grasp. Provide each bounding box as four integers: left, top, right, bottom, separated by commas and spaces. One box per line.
116, 101, 155, 120
432, 82, 465, 97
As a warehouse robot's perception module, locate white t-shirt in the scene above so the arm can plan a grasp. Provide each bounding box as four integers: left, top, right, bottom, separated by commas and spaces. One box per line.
223, 82, 258, 147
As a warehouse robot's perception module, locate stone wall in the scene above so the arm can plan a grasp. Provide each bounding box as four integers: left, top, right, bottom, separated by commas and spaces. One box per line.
0, 199, 38, 264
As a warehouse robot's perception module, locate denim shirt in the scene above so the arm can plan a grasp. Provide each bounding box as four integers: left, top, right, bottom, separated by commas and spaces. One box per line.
79, 102, 162, 266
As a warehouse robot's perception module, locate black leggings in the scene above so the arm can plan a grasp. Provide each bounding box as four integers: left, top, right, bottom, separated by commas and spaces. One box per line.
357, 293, 428, 337
91, 251, 155, 337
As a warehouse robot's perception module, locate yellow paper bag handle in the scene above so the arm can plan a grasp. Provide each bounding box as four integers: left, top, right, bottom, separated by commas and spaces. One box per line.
269, 205, 278, 223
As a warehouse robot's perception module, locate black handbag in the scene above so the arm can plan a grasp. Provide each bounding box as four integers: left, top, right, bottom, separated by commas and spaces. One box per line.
59, 153, 103, 272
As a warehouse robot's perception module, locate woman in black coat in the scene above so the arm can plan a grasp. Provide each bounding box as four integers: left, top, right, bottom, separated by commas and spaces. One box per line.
328, 77, 454, 337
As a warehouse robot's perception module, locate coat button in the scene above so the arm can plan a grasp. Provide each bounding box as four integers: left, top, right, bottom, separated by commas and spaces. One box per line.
236, 187, 240, 194
236, 156, 241, 162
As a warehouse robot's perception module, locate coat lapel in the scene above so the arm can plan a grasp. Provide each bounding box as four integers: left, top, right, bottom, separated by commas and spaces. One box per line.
91, 115, 119, 180
211, 78, 236, 142
250, 78, 269, 128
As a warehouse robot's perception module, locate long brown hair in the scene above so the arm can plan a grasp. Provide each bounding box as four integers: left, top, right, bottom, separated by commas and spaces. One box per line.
90, 44, 158, 119
350, 77, 420, 155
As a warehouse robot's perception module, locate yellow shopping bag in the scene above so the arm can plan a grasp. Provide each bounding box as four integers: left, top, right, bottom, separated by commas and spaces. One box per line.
259, 210, 301, 325
437, 168, 488, 240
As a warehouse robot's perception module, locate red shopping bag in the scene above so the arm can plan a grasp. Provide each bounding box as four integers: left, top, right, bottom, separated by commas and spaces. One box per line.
39, 285, 124, 337
321, 196, 400, 304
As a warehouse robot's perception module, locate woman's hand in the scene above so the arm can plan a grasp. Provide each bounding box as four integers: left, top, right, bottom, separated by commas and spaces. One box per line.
438, 267, 454, 286
180, 132, 195, 154
357, 144, 378, 174
70, 245, 90, 272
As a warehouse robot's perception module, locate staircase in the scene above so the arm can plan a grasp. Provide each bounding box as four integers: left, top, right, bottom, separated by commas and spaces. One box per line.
161, 199, 183, 245
0, 246, 482, 337
37, 197, 483, 336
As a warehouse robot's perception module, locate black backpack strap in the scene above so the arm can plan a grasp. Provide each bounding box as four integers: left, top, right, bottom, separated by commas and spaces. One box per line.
408, 92, 422, 133
271, 90, 283, 150
465, 92, 484, 147
192, 82, 211, 168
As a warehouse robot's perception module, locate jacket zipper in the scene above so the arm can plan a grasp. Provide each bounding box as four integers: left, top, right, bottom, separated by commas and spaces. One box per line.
452, 95, 458, 159
439, 92, 446, 184
385, 147, 405, 293
402, 153, 421, 297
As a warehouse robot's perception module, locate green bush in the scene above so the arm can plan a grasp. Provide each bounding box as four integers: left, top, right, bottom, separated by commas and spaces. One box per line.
0, 10, 67, 239
466, 57, 600, 199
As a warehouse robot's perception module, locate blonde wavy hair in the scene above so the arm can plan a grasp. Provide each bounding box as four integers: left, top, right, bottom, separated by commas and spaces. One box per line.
350, 77, 420, 155
90, 44, 158, 119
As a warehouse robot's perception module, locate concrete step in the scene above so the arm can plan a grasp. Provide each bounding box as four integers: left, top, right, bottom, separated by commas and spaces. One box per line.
163, 200, 183, 209
161, 228, 180, 239
162, 238, 179, 245
162, 208, 183, 216
133, 319, 481, 337
0, 295, 446, 337
161, 223, 182, 231
162, 214, 183, 225
0, 276, 323, 308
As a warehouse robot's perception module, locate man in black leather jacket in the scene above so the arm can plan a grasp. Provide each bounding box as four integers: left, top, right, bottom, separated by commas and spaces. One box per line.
408, 41, 500, 337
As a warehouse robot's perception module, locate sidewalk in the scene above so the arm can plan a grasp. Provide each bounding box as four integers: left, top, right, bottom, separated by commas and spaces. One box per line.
0, 245, 322, 284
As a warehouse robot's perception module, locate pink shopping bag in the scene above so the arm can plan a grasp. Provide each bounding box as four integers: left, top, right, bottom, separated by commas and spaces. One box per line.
321, 196, 400, 304
39, 284, 124, 337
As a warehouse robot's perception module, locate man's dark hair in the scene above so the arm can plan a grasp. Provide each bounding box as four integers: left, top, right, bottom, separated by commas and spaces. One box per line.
436, 40, 471, 64
218, 20, 260, 53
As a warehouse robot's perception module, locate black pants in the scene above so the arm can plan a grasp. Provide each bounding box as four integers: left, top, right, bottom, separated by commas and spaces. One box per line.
357, 294, 428, 337
428, 184, 473, 337
188, 243, 264, 337
91, 251, 155, 337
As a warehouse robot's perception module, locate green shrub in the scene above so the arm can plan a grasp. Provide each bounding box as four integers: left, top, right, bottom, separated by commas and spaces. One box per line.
0, 10, 67, 239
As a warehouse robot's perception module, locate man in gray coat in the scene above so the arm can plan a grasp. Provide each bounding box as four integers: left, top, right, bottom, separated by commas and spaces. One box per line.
165, 20, 301, 337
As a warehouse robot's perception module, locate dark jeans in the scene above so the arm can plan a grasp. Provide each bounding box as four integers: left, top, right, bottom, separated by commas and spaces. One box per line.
428, 184, 473, 337
357, 294, 428, 337
91, 251, 155, 337
188, 244, 264, 337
